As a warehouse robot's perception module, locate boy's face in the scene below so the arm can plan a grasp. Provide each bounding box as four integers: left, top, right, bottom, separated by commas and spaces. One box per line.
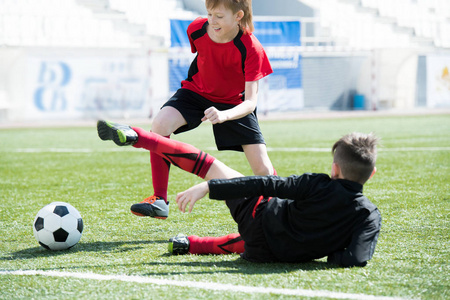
207, 4, 243, 42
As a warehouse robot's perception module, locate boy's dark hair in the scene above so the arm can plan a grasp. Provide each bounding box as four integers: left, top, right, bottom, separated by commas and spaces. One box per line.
332, 132, 379, 184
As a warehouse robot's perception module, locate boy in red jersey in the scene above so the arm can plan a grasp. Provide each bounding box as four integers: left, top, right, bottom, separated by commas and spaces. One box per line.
97, 121, 381, 267
128, 0, 276, 219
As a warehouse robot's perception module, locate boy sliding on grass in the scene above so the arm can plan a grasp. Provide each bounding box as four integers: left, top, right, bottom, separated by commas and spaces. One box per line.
97, 120, 381, 267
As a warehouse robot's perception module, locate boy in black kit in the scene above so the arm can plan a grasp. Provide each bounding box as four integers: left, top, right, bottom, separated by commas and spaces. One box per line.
98, 121, 381, 267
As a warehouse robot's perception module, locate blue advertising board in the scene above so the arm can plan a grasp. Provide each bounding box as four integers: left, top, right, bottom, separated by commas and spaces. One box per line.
254, 20, 301, 47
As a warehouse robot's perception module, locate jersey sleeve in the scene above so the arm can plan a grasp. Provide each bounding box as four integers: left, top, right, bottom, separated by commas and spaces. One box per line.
244, 34, 273, 82
208, 175, 310, 201
187, 17, 206, 53
327, 209, 382, 267
188, 30, 196, 53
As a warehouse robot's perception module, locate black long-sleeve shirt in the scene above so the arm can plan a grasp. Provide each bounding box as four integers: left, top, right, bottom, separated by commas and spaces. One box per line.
208, 174, 381, 267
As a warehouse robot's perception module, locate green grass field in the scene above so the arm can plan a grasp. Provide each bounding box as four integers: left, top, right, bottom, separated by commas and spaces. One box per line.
0, 113, 449, 299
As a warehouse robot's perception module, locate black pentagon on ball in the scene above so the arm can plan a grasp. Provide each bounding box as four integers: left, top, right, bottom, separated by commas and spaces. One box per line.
77, 218, 83, 233
53, 205, 69, 217
34, 217, 44, 231
53, 228, 69, 242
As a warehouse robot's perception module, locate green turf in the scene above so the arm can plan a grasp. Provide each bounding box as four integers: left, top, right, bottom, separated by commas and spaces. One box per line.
0, 114, 449, 299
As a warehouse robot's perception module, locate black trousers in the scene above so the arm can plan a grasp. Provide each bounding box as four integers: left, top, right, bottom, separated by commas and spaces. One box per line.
226, 196, 277, 262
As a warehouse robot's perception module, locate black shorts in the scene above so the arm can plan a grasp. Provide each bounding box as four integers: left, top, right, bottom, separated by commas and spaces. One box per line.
226, 196, 276, 262
162, 88, 265, 152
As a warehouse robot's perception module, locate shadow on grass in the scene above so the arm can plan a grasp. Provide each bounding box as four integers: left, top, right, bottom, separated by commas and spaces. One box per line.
142, 260, 338, 275
0, 240, 166, 260
2, 240, 341, 273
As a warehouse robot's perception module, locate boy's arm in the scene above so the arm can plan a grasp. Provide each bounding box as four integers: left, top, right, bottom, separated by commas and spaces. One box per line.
176, 182, 209, 213
327, 209, 382, 267
202, 81, 258, 124
208, 175, 306, 200
176, 175, 307, 213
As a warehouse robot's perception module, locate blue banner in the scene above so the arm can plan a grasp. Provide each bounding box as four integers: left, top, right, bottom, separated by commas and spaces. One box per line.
254, 21, 301, 47
170, 19, 192, 48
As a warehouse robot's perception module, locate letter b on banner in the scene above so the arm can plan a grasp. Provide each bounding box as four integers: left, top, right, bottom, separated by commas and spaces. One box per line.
34, 61, 71, 111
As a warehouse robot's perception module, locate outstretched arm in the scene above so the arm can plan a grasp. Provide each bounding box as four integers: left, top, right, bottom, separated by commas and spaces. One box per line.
176, 174, 309, 213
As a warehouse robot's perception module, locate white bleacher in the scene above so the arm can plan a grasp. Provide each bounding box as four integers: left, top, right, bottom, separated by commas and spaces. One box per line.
1, 0, 448, 51
0, 0, 141, 48
108, 0, 197, 46
297, 0, 450, 50
0, 0, 199, 48
360, 0, 450, 48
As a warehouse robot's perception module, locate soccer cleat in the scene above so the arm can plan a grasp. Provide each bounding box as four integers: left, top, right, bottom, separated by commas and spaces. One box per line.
168, 234, 190, 255
97, 120, 138, 146
130, 196, 169, 219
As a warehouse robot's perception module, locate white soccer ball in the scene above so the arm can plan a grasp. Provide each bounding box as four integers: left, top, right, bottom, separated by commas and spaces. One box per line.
33, 202, 83, 250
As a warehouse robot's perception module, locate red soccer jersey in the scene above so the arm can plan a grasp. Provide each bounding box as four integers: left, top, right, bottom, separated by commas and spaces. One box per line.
181, 17, 273, 105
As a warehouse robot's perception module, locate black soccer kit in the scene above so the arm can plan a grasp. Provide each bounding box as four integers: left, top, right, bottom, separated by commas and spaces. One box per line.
208, 173, 382, 267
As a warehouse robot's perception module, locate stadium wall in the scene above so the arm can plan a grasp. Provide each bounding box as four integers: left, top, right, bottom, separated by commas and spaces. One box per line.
1, 47, 448, 123
301, 55, 368, 110
375, 49, 419, 109
0, 48, 169, 122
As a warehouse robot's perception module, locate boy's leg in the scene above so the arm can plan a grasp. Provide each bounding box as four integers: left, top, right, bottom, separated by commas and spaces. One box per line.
188, 234, 245, 254
97, 120, 241, 181
129, 151, 170, 218
97, 121, 242, 217
98, 121, 171, 218
243, 144, 276, 176
132, 127, 215, 178
131, 126, 242, 180
150, 147, 170, 201
168, 233, 245, 255
98, 123, 171, 203
145, 106, 187, 204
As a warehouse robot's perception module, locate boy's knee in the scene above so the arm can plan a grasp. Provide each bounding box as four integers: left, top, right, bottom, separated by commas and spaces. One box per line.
252, 164, 273, 176
151, 118, 173, 136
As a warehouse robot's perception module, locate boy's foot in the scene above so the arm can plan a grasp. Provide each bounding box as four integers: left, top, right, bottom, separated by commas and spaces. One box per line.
97, 120, 138, 146
130, 196, 169, 219
168, 234, 190, 255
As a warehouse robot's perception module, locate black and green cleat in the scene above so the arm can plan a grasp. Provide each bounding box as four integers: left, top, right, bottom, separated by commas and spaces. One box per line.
168, 234, 190, 255
97, 120, 138, 146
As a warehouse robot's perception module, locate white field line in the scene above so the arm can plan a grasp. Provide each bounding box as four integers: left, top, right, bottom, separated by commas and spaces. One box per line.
3, 147, 450, 153
0, 270, 408, 300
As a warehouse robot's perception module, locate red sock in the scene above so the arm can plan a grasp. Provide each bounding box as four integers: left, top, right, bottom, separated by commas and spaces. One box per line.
273, 168, 277, 176
132, 127, 215, 179
150, 147, 170, 201
188, 234, 245, 255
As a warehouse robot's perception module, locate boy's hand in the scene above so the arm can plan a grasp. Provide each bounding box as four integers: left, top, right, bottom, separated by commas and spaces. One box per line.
176, 182, 209, 213
202, 107, 228, 124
